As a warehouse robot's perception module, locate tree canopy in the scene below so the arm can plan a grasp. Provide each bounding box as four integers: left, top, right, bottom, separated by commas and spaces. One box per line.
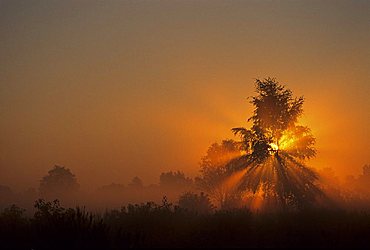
128, 176, 143, 189
196, 139, 244, 208
39, 165, 79, 199
230, 78, 322, 209
159, 171, 193, 189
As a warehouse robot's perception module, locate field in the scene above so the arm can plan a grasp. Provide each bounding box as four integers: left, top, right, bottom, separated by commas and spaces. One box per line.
1, 200, 370, 249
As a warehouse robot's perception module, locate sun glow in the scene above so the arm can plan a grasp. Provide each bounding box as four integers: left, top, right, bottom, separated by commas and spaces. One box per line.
270, 143, 279, 151
278, 132, 296, 150
269, 130, 298, 155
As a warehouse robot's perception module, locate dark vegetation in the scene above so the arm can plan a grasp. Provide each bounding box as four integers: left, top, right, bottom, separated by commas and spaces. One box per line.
230, 78, 321, 209
1, 200, 370, 248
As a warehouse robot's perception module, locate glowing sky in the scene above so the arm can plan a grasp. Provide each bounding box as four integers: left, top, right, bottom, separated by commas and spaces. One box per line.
1, 0, 369, 190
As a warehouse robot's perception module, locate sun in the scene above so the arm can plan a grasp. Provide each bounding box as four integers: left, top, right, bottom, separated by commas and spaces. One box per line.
278, 130, 298, 150
268, 129, 299, 155
270, 143, 279, 151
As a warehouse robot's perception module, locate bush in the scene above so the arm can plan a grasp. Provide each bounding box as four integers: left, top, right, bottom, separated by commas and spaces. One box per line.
178, 192, 214, 214
1, 200, 370, 248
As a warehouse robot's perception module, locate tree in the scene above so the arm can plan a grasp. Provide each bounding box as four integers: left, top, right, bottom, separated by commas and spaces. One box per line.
196, 139, 244, 209
345, 164, 370, 199
39, 165, 79, 199
128, 176, 143, 189
231, 78, 322, 209
178, 192, 214, 214
159, 171, 193, 189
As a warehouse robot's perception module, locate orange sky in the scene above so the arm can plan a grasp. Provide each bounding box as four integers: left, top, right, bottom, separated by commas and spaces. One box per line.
0, 1, 369, 191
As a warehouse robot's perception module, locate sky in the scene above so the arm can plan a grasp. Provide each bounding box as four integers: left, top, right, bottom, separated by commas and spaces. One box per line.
0, 0, 369, 191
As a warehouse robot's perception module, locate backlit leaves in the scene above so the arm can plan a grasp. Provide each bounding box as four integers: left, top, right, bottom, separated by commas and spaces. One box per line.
230, 78, 322, 210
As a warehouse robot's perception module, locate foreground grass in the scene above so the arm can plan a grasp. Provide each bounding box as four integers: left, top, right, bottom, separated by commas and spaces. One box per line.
1, 200, 370, 248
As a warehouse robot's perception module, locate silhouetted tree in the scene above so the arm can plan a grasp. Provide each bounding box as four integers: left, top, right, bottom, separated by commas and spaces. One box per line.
159, 171, 193, 189
128, 176, 143, 189
178, 192, 214, 214
1, 204, 26, 222
196, 139, 244, 208
33, 199, 108, 248
231, 78, 322, 209
345, 164, 370, 200
39, 165, 79, 199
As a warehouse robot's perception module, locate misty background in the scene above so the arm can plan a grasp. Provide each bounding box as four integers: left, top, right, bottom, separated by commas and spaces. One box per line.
1, 0, 369, 203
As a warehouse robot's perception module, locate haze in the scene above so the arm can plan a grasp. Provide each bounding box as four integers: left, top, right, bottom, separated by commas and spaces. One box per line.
1, 0, 369, 191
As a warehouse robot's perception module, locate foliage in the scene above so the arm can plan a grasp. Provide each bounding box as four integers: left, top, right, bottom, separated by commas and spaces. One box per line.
0, 204, 29, 248
196, 139, 244, 208
31, 199, 108, 249
178, 192, 214, 214
1, 201, 370, 248
159, 171, 193, 189
39, 165, 79, 199
128, 176, 144, 189
231, 78, 322, 209
345, 164, 370, 200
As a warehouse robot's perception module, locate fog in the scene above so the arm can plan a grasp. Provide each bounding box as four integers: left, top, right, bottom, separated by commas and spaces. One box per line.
0, 168, 198, 214
1, 0, 369, 193
1, 160, 370, 217
1, 1, 369, 214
